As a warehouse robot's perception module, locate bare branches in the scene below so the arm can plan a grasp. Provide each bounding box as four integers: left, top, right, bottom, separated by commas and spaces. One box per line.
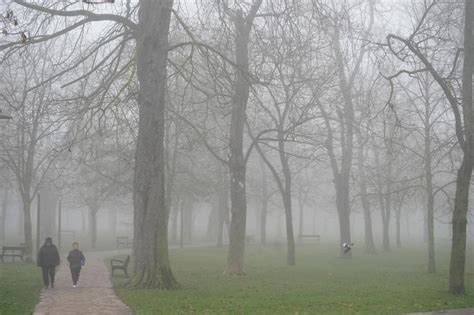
14, 0, 137, 32
386, 33, 466, 152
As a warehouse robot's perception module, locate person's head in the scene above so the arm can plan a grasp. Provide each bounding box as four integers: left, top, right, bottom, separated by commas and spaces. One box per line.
72, 242, 79, 250
44, 237, 52, 245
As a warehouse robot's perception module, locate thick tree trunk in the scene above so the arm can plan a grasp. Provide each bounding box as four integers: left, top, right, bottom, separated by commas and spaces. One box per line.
283, 191, 295, 265
23, 200, 33, 262
449, 158, 473, 294
279, 130, 295, 266
226, 4, 261, 274
131, 0, 177, 289
449, 0, 474, 295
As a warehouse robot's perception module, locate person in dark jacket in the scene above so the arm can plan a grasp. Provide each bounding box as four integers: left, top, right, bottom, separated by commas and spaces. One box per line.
67, 242, 85, 287
37, 237, 60, 289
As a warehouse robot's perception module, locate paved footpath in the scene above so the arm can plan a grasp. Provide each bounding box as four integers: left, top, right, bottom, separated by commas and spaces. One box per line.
33, 252, 131, 315
408, 310, 474, 315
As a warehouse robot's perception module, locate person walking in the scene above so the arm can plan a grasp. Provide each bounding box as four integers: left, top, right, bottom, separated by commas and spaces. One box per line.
67, 242, 85, 288
37, 237, 60, 289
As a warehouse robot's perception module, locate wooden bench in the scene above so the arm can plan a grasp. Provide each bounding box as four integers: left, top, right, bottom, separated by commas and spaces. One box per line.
111, 255, 130, 277
298, 234, 321, 242
116, 236, 133, 248
0, 246, 25, 263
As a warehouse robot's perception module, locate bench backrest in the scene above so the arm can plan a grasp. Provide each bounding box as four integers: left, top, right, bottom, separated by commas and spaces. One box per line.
2, 246, 25, 255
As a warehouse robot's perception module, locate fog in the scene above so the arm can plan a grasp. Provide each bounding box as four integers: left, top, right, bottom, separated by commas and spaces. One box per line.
0, 0, 473, 305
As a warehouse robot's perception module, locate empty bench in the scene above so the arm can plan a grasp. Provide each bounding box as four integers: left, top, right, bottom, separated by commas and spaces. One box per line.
298, 234, 321, 242
111, 255, 130, 277
1, 246, 25, 263
116, 236, 133, 249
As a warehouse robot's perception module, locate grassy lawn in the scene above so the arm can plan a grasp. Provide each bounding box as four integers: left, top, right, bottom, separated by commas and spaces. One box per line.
111, 243, 474, 314
0, 263, 42, 315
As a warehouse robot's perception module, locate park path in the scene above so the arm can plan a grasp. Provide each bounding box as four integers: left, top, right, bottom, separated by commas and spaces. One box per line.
33, 251, 131, 315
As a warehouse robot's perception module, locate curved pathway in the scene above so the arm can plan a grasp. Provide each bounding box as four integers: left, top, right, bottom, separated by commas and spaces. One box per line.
33, 252, 131, 315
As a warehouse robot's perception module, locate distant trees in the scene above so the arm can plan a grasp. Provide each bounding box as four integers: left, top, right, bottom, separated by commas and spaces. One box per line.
0, 43, 73, 261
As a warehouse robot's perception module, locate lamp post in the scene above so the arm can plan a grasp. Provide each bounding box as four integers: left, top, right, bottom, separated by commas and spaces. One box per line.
36, 193, 40, 256
0, 111, 11, 244
57, 199, 61, 251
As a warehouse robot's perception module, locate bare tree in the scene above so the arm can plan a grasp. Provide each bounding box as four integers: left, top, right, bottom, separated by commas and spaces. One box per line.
384, 0, 473, 294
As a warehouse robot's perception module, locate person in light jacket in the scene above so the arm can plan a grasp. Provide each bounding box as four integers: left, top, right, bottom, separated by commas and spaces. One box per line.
67, 242, 85, 288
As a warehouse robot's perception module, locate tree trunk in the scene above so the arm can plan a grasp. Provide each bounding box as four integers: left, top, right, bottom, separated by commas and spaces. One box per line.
81, 208, 87, 232
217, 168, 229, 248
376, 150, 391, 252
423, 210, 427, 243
226, 3, 262, 274
109, 208, 117, 241
356, 135, 376, 253
260, 159, 267, 245
449, 157, 473, 294
279, 129, 295, 265
383, 190, 391, 252
335, 176, 351, 258
182, 197, 193, 244
23, 200, 33, 262
170, 205, 178, 244
395, 206, 401, 248
18, 201, 24, 239
283, 191, 295, 265
89, 208, 98, 249
206, 205, 218, 242
422, 69, 436, 273
0, 187, 9, 242
426, 160, 436, 273
298, 192, 304, 244
449, 0, 474, 295
131, 0, 177, 289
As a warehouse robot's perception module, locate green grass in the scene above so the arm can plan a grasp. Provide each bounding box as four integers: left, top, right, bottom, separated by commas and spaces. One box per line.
111, 243, 474, 314
0, 263, 42, 315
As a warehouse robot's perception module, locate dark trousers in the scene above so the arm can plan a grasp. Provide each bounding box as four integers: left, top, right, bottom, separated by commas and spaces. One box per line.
41, 266, 56, 286
70, 267, 81, 285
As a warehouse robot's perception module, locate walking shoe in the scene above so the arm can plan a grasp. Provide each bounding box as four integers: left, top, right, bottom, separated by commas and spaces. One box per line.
72, 285, 76, 288
44, 285, 49, 289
